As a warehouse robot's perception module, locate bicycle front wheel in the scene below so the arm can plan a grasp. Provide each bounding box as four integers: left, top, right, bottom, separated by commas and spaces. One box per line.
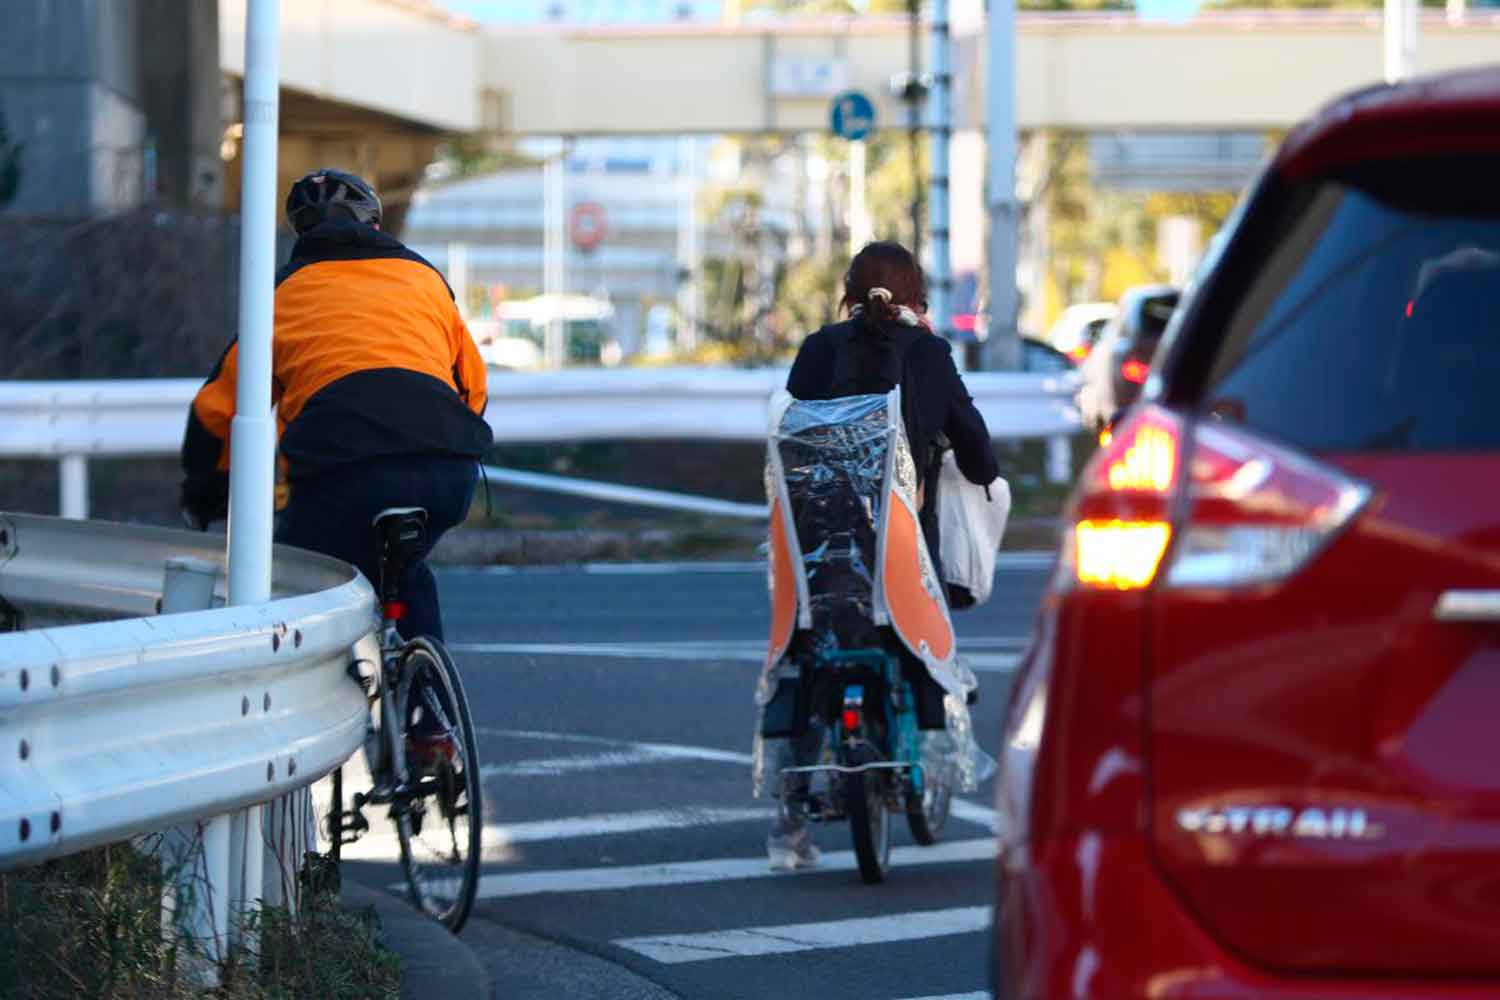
394, 636, 483, 933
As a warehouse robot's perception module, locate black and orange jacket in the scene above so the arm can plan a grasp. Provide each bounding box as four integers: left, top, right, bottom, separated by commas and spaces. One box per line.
180, 219, 492, 520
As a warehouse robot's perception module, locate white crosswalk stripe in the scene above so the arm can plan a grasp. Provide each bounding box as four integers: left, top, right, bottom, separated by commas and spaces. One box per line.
475, 837, 996, 899
498, 807, 773, 843
452, 639, 1023, 673
446, 553, 1053, 577
615, 905, 994, 964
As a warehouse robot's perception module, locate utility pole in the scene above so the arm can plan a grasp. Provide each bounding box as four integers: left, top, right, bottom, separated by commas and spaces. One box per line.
905, 0, 926, 262
986, 0, 1020, 369
929, 0, 954, 348
1384, 0, 1419, 82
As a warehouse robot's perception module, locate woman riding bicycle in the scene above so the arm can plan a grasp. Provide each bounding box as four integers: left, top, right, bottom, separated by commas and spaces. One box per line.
768, 240, 999, 870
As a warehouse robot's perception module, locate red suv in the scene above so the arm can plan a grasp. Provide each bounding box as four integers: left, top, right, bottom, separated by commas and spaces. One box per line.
994, 68, 1500, 999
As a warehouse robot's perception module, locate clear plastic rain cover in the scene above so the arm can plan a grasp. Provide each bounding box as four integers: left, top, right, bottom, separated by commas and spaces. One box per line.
752, 392, 995, 797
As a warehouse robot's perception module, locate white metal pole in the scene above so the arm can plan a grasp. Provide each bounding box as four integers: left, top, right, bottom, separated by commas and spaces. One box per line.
229, 0, 278, 607
543, 146, 566, 368
447, 242, 470, 319
986, 0, 1021, 370
676, 135, 701, 354
1384, 0, 1418, 83
848, 139, 871, 254
59, 455, 88, 519
930, 0, 954, 350
226, 0, 279, 955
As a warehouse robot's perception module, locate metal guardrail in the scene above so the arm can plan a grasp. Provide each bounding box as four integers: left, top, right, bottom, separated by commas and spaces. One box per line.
0, 512, 377, 871
0, 368, 1080, 519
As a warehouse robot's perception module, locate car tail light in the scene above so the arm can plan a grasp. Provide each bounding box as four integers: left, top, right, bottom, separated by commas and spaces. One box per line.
1060, 406, 1370, 593
1121, 358, 1151, 384
1060, 406, 1180, 591
1164, 420, 1369, 587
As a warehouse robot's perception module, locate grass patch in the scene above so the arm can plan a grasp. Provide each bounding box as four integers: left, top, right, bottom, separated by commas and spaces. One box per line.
0, 844, 401, 999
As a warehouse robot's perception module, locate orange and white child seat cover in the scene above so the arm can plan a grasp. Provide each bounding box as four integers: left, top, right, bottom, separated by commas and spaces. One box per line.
756, 387, 967, 707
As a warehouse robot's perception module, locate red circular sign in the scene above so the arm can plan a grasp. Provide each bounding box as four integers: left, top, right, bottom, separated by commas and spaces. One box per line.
569, 201, 608, 252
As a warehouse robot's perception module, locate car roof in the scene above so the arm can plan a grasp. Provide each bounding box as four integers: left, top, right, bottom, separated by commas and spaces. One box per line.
1276, 65, 1500, 180
1117, 284, 1178, 309
1059, 303, 1117, 322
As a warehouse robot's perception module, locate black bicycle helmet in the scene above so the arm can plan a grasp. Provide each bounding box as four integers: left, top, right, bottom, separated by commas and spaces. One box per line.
285, 168, 382, 233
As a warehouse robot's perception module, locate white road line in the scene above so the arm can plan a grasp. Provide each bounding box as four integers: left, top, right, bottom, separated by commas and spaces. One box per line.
344, 802, 783, 864
452, 638, 1024, 674
475, 838, 996, 900
480, 728, 755, 766
452, 640, 765, 661
950, 799, 1002, 834
497, 807, 773, 844
446, 552, 1054, 576
899, 993, 991, 1000
583, 561, 766, 575
615, 905, 993, 964
576, 554, 1055, 575
482, 748, 677, 779
967, 653, 1022, 674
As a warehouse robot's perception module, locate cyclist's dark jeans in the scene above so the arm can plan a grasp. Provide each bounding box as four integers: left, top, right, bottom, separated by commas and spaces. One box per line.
275, 454, 477, 640
276, 456, 477, 740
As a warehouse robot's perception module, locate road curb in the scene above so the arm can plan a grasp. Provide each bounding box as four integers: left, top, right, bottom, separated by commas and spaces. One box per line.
342, 880, 492, 1000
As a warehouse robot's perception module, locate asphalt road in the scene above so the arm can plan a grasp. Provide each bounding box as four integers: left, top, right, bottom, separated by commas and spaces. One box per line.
346, 556, 1052, 1000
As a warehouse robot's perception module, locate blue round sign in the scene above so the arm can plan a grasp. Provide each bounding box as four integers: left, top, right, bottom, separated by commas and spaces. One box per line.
830, 91, 876, 141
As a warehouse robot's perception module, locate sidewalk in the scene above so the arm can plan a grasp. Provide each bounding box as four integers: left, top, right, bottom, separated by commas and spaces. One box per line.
342, 880, 679, 1000
342, 881, 491, 1000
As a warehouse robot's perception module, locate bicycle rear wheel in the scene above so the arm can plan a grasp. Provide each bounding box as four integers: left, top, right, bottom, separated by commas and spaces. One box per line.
905, 763, 952, 845
393, 636, 483, 933
847, 767, 891, 884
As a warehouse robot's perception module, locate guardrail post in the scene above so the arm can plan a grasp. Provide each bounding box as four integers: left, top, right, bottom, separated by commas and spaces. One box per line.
59, 455, 88, 519
157, 818, 231, 988
261, 786, 315, 914
229, 806, 265, 956
1046, 434, 1072, 485
156, 557, 233, 985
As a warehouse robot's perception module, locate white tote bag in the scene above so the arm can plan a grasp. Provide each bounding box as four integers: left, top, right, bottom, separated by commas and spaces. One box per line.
937, 451, 1011, 607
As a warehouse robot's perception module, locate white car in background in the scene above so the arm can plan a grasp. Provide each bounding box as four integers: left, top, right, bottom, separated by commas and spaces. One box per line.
1044, 302, 1118, 365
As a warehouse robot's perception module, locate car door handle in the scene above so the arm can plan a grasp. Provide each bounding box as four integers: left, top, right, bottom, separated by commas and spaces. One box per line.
1434, 590, 1500, 622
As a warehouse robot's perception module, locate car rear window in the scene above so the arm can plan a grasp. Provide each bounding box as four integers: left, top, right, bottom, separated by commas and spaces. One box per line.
1201, 157, 1500, 451
1127, 293, 1179, 355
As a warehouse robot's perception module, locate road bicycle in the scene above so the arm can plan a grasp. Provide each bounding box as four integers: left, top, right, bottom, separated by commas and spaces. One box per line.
326, 507, 482, 933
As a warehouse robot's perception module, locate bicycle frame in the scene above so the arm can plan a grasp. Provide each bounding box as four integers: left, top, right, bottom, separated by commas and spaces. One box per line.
775, 648, 925, 820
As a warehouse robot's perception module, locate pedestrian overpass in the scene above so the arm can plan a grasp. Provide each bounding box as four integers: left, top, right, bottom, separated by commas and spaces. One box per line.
225, 4, 1499, 136
215, 3, 1497, 223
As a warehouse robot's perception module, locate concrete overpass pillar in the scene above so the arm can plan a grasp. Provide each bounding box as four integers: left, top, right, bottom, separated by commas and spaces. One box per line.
139, 0, 225, 209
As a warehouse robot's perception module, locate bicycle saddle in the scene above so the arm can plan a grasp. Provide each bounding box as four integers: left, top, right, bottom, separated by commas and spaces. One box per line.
373, 507, 428, 562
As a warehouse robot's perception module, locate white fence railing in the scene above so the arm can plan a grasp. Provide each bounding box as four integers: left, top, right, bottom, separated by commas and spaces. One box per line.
0, 368, 1081, 519
0, 512, 378, 966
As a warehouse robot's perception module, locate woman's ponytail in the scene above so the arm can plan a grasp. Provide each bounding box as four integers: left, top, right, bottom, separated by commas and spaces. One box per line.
841, 242, 927, 334
865, 286, 897, 323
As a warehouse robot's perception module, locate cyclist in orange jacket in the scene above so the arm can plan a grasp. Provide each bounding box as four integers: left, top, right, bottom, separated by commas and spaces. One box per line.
180, 168, 492, 650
